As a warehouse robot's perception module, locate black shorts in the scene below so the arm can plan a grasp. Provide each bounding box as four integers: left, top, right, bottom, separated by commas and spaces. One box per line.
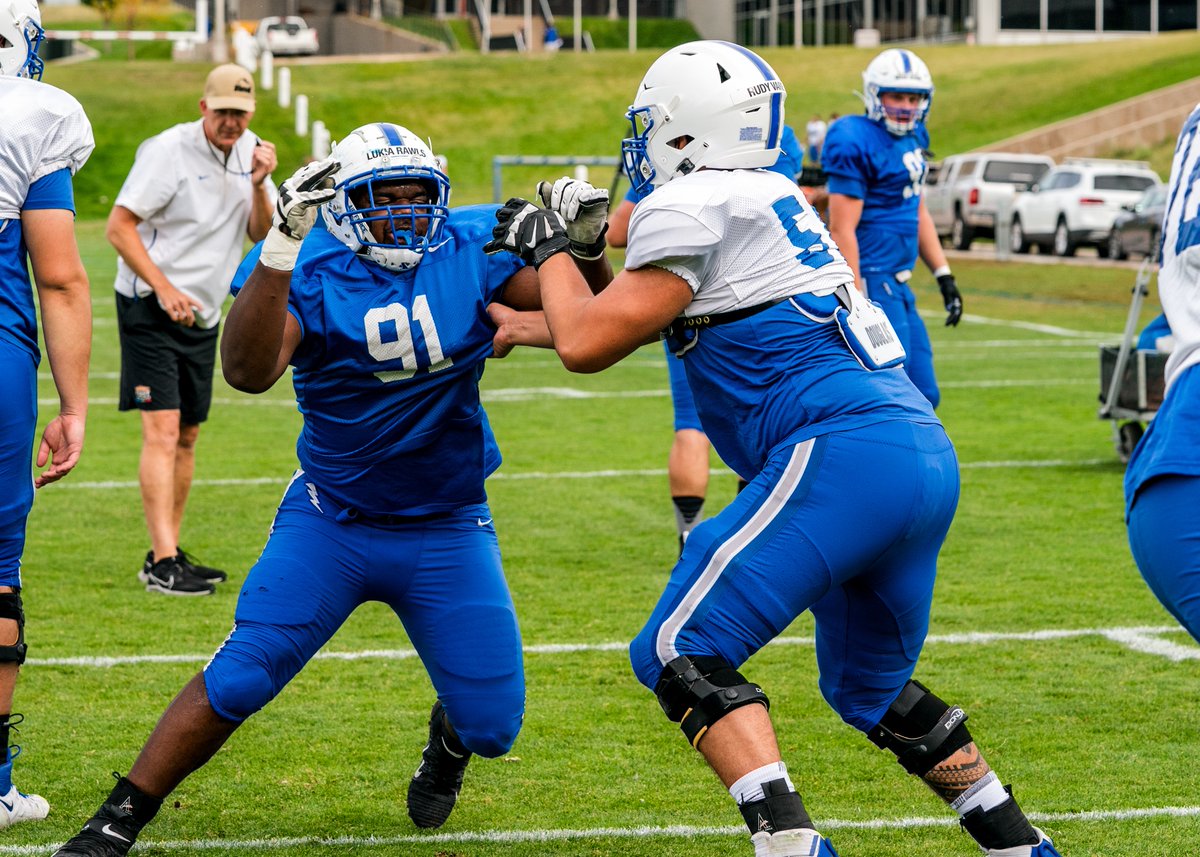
116, 293, 219, 424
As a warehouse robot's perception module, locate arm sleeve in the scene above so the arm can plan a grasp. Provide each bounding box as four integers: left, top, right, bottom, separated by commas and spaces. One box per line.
22, 168, 74, 214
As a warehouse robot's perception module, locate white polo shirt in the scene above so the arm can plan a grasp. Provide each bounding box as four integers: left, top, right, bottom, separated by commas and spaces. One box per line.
113, 119, 273, 329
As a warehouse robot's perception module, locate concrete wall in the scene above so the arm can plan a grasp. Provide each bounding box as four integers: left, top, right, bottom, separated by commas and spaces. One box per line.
977, 77, 1200, 161
684, 0, 734, 41
329, 13, 446, 53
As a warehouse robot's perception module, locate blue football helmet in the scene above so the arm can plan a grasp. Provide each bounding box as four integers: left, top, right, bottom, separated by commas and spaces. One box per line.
0, 0, 44, 79
860, 48, 934, 136
622, 40, 786, 198
322, 123, 451, 272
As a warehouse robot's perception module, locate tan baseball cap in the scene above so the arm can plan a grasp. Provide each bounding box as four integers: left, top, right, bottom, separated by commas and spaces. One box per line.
203, 64, 256, 112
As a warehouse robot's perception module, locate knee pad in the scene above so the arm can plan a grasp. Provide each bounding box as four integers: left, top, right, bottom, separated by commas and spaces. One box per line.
654, 655, 769, 748
203, 659, 276, 722
0, 592, 27, 665
867, 680, 972, 776
445, 697, 524, 759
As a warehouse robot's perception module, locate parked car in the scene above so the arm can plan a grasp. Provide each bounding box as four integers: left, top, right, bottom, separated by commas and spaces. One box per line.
926, 152, 1055, 250
255, 16, 319, 57
1107, 183, 1168, 261
1008, 158, 1161, 257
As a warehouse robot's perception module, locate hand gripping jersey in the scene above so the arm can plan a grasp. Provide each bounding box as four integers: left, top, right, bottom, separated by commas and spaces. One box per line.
624, 168, 936, 480
0, 76, 94, 357
822, 114, 929, 275
232, 207, 523, 517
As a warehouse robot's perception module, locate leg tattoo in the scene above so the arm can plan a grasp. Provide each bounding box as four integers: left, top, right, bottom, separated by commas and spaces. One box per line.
921, 742, 992, 804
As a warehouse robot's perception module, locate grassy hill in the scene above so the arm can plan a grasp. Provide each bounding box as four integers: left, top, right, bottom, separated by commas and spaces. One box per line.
48, 31, 1200, 218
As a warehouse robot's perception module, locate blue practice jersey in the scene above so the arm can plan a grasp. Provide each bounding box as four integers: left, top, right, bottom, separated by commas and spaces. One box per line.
822, 114, 930, 275
231, 206, 524, 516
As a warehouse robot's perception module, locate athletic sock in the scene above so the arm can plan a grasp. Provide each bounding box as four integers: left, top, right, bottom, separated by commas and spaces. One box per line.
672, 495, 705, 541
729, 761, 795, 805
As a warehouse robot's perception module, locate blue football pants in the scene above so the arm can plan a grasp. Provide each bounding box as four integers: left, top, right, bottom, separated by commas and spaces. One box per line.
1127, 473, 1200, 643
0, 341, 35, 588
203, 475, 525, 757
630, 420, 959, 733
867, 275, 940, 409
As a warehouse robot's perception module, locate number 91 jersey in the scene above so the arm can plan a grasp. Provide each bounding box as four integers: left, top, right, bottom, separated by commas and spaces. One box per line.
230, 206, 524, 517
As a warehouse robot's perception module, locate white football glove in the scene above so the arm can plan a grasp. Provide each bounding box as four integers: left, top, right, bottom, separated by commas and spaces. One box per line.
260, 157, 340, 271
536, 177, 609, 260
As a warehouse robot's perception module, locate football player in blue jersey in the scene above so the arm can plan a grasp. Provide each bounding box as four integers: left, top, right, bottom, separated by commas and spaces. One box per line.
53, 122, 611, 857
823, 48, 963, 408
0, 0, 93, 828
1125, 103, 1200, 644
608, 125, 804, 553
487, 40, 1062, 857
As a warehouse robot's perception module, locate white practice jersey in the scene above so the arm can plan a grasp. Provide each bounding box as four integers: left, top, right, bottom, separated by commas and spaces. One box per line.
1160, 103, 1200, 387
624, 168, 852, 315
0, 77, 94, 220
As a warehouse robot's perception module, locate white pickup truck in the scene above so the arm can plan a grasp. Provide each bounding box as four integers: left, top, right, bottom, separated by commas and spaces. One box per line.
925, 152, 1055, 250
255, 16, 319, 57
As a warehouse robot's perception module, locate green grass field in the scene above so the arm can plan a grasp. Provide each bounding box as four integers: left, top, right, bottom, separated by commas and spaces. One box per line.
9, 40, 1200, 857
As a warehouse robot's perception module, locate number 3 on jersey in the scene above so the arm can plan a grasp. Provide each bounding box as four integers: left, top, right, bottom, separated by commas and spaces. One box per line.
772, 196, 835, 270
364, 295, 454, 383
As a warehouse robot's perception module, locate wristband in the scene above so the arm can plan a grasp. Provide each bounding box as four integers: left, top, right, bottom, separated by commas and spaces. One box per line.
931, 264, 952, 279
259, 228, 303, 272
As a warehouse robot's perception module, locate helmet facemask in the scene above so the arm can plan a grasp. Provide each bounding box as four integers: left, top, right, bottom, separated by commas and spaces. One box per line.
322, 124, 451, 272
0, 0, 45, 79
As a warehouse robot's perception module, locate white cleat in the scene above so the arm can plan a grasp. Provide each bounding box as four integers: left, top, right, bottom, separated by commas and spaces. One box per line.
985, 828, 1063, 857
0, 784, 48, 828
751, 827, 839, 857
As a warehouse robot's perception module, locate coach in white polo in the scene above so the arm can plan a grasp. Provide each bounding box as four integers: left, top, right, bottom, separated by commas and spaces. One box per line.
108, 64, 277, 596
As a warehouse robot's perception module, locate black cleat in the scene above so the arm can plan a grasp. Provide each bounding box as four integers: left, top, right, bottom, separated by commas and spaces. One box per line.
174, 548, 228, 583
141, 557, 214, 596
406, 700, 472, 829
52, 815, 138, 857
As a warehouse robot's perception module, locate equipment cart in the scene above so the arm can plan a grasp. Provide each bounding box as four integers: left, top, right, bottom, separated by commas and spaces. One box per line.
1098, 257, 1168, 463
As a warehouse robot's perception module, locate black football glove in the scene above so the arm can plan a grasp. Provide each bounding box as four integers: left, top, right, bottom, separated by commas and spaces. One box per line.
937, 273, 963, 327
483, 198, 571, 269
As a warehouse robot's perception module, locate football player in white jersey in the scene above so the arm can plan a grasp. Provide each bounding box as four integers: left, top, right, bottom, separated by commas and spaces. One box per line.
0, 0, 94, 827
487, 41, 1062, 857
1125, 103, 1200, 644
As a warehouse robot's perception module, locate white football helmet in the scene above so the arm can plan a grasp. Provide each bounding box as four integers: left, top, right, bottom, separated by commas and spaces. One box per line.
860, 48, 934, 136
622, 40, 786, 197
321, 123, 451, 272
0, 0, 44, 79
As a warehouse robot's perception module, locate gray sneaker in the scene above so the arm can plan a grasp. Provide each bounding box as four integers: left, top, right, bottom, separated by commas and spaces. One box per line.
142, 557, 214, 596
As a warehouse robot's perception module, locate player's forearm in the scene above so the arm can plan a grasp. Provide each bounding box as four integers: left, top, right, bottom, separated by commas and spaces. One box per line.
37, 277, 92, 416
221, 264, 292, 393
830, 225, 863, 292
574, 253, 614, 295
917, 205, 948, 273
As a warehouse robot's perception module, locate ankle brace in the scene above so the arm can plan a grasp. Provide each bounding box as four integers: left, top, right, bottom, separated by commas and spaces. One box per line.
960, 790, 1039, 851
738, 778, 814, 835
101, 774, 164, 833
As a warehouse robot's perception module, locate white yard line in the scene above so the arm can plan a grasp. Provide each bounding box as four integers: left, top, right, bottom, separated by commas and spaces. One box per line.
8, 804, 1199, 854
28, 625, 1195, 668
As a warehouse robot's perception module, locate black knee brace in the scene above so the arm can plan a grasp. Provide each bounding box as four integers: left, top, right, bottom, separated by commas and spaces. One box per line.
0, 592, 27, 665
654, 655, 769, 748
867, 680, 972, 776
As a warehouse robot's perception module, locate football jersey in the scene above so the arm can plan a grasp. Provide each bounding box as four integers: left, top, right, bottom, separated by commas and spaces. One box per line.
624, 168, 937, 479
822, 114, 930, 275
1125, 102, 1200, 502
1157, 102, 1200, 386
231, 206, 524, 516
0, 77, 93, 359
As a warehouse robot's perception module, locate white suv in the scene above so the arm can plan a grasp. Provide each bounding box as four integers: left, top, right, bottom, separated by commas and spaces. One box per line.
926, 152, 1054, 250
1008, 158, 1161, 257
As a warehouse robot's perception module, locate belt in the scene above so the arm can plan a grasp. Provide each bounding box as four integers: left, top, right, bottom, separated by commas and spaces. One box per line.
661, 297, 788, 338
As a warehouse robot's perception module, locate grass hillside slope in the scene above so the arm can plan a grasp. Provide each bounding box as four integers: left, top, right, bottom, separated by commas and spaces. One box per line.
52, 31, 1200, 217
